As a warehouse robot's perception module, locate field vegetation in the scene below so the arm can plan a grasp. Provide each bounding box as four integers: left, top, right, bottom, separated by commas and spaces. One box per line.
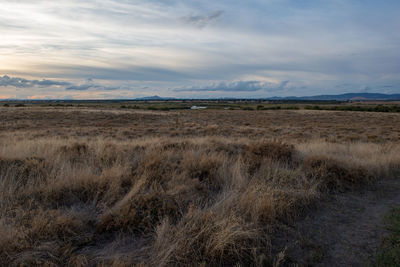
368, 208, 400, 266
0, 106, 399, 266
2, 100, 400, 113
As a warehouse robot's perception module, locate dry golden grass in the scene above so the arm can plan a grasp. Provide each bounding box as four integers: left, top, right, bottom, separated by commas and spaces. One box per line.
1, 107, 400, 142
0, 107, 399, 266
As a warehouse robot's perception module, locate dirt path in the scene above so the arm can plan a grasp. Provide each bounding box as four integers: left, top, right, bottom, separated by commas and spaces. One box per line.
282, 178, 400, 266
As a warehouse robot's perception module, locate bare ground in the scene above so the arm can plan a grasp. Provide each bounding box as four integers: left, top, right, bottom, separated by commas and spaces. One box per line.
279, 178, 400, 266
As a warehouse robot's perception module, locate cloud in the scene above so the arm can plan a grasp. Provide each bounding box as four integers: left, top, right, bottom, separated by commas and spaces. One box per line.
277, 80, 290, 90
65, 84, 97, 91
0, 75, 121, 91
335, 83, 353, 88
174, 80, 290, 92
45, 65, 191, 81
1, 1, 400, 98
64, 77, 122, 91
361, 86, 373, 93
0, 75, 71, 88
65, 83, 121, 91
181, 10, 224, 28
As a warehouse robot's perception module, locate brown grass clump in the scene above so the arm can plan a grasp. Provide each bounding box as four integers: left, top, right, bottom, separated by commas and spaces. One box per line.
303, 156, 372, 191
246, 141, 294, 163
152, 210, 260, 266
245, 142, 295, 174
0, 157, 48, 186
98, 191, 179, 233
60, 143, 89, 156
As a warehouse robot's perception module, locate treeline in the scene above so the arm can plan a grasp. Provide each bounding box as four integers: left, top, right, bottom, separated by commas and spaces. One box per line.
120, 105, 190, 111
255, 105, 300, 110
304, 105, 400, 113
120, 104, 400, 112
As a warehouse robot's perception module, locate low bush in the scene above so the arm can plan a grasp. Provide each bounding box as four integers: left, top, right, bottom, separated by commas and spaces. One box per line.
303, 156, 372, 191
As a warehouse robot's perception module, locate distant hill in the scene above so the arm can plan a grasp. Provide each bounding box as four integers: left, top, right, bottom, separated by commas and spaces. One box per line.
2, 93, 399, 102
133, 93, 400, 101
268, 93, 400, 101
133, 95, 176, 101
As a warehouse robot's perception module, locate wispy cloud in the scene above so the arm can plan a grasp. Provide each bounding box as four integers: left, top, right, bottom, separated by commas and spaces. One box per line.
0, 75, 71, 88
174, 80, 290, 92
0, 0, 399, 98
65, 83, 121, 91
0, 75, 121, 91
181, 10, 224, 28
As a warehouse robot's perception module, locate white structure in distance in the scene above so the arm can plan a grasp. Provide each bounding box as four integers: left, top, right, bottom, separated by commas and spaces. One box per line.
190, 106, 207, 110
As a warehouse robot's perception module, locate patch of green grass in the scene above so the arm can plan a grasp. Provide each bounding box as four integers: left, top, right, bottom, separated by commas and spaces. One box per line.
368, 207, 400, 266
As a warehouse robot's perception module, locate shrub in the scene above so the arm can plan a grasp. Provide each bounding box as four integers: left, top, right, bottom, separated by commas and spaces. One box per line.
152, 209, 260, 266
303, 156, 372, 191
60, 143, 88, 157
98, 192, 179, 233
0, 157, 48, 186
246, 141, 294, 163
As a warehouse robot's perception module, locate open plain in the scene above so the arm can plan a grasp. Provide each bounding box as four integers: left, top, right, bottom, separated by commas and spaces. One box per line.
0, 106, 399, 266
2, 0, 400, 266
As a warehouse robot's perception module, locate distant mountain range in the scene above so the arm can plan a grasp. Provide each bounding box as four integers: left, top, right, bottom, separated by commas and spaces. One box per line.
133, 93, 400, 101
2, 93, 400, 102
268, 93, 400, 101
133, 95, 176, 101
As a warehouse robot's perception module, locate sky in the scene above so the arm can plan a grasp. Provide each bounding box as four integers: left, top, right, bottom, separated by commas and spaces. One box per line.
0, 0, 399, 99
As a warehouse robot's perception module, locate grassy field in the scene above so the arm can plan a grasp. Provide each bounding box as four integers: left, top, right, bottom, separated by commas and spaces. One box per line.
0, 106, 399, 266
2, 99, 400, 113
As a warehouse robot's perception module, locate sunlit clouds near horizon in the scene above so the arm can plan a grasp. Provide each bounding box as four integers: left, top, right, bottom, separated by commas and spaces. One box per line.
1, 0, 399, 99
